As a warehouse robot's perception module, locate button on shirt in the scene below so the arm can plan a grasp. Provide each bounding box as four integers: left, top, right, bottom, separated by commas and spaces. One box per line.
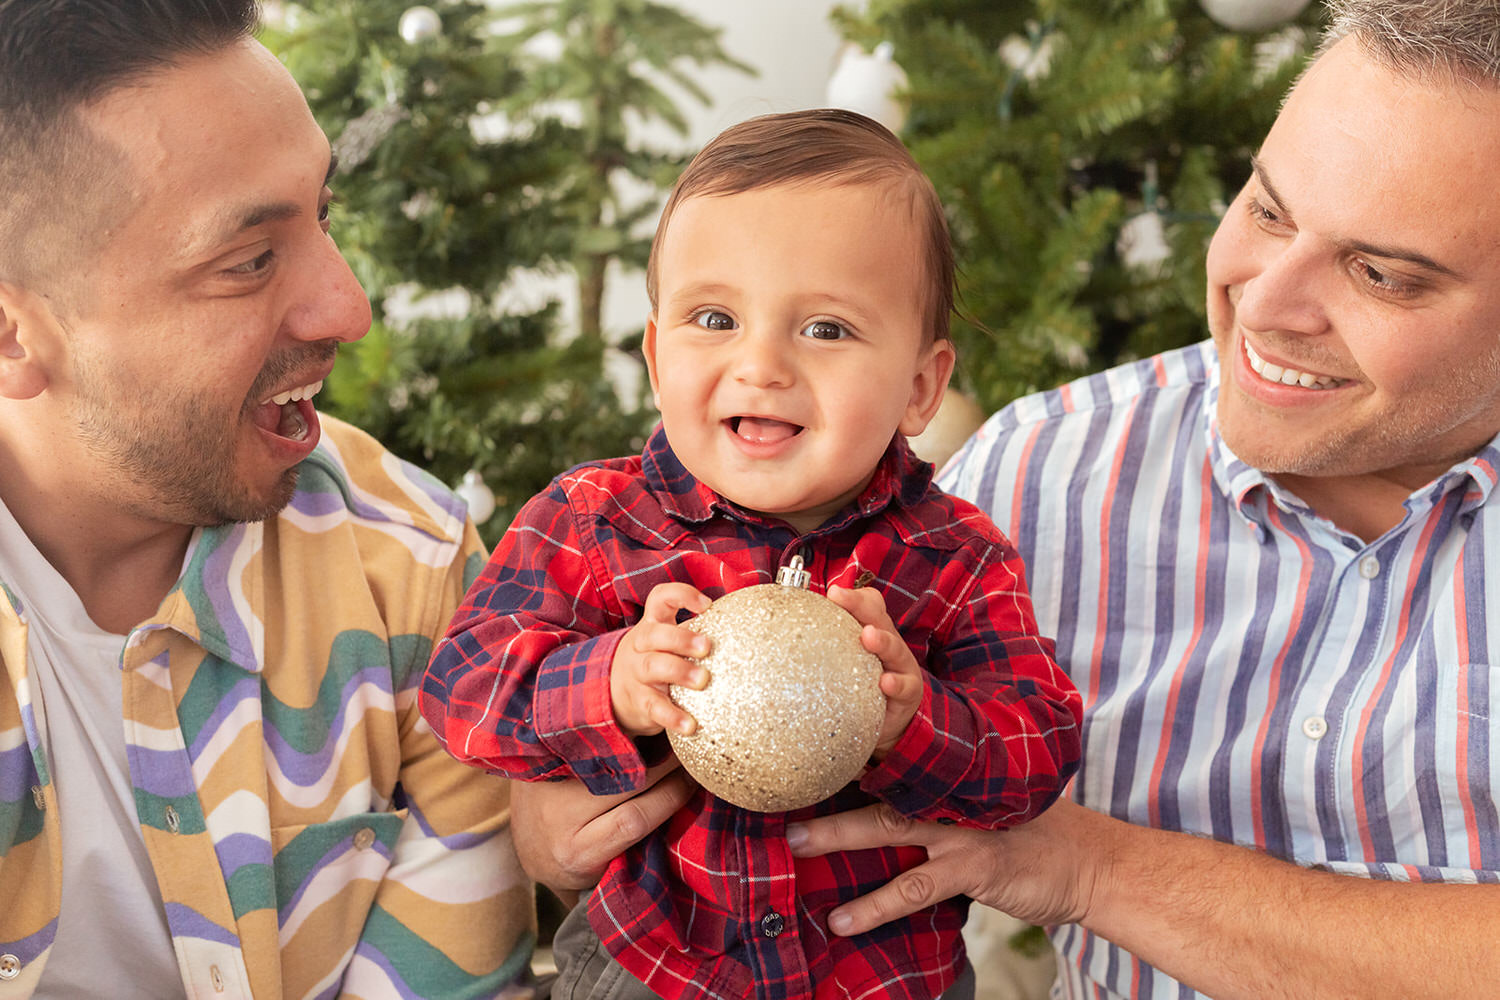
422, 428, 1083, 1000
941, 341, 1500, 1000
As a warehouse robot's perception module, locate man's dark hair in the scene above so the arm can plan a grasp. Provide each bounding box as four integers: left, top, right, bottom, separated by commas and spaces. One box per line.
0, 0, 260, 299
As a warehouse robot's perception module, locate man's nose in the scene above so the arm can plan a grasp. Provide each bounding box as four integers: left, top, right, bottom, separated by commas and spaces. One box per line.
282, 234, 371, 345
1232, 234, 1332, 339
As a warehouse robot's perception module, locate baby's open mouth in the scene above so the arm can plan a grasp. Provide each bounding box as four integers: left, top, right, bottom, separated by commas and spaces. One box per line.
728, 416, 803, 444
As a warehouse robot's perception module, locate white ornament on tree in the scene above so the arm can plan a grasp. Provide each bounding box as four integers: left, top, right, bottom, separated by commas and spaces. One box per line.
1199, 0, 1312, 33
398, 5, 443, 44
998, 21, 1055, 82
1117, 210, 1171, 274
1117, 160, 1172, 275
825, 41, 908, 133
456, 470, 496, 524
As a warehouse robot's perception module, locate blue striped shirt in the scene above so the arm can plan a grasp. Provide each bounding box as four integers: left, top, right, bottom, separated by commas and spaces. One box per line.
940, 341, 1500, 999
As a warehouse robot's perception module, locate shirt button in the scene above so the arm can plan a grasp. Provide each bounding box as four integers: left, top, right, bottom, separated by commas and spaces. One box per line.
760, 910, 785, 938
211, 964, 225, 992
0, 954, 20, 980
31, 785, 44, 810
1302, 716, 1329, 740
1358, 556, 1380, 580
354, 827, 377, 851
165, 805, 181, 834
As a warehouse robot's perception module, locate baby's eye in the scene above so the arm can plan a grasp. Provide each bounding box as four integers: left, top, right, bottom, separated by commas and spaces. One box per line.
693, 310, 736, 331
802, 320, 849, 341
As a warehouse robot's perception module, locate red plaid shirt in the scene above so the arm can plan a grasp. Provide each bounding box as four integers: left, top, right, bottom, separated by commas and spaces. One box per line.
422, 428, 1082, 1000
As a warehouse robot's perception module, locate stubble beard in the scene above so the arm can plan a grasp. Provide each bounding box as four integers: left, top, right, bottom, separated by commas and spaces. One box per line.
71, 351, 326, 527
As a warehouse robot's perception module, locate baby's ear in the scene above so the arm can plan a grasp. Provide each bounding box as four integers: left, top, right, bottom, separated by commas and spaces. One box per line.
0, 283, 55, 400
898, 337, 956, 437
642, 315, 663, 409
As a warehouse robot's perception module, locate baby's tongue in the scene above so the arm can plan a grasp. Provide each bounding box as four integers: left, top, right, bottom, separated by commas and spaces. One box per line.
735, 416, 797, 444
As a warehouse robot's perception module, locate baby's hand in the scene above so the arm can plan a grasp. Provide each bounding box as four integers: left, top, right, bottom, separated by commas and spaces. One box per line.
611, 583, 713, 737
826, 584, 923, 760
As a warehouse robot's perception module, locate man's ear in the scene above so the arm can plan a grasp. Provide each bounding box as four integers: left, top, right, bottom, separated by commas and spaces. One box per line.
0, 283, 55, 400
898, 337, 957, 437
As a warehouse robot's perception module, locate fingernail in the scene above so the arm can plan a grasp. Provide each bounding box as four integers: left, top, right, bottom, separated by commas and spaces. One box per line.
828, 911, 853, 936
692, 637, 710, 656
784, 823, 807, 849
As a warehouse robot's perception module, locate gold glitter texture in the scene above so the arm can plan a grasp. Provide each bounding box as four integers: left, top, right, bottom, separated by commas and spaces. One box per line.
667, 582, 884, 812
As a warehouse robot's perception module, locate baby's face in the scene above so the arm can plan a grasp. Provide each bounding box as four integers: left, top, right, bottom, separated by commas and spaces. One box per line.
644, 181, 953, 533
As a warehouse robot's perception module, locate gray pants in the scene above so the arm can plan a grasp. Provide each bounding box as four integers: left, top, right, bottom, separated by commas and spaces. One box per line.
542, 898, 977, 1000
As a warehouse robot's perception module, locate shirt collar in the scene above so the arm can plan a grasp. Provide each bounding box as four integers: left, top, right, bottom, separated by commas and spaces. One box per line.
141, 520, 266, 674
641, 424, 933, 532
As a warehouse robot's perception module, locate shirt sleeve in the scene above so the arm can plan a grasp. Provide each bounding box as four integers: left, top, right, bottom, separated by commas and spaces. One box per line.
419, 480, 647, 794
859, 534, 1083, 829
345, 518, 537, 998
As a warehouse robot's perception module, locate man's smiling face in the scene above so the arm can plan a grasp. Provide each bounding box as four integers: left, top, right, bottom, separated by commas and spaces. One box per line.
1206, 36, 1500, 491
57, 38, 370, 526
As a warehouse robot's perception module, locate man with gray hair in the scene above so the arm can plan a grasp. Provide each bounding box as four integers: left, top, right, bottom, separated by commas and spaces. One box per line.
524, 1, 1500, 996
0, 1, 534, 995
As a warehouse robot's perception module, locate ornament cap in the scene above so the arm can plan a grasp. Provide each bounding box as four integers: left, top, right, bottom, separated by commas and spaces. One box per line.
775, 555, 811, 589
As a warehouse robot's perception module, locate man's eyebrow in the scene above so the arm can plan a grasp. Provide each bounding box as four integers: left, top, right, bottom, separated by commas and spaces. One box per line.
1250, 154, 1460, 280
182, 153, 339, 260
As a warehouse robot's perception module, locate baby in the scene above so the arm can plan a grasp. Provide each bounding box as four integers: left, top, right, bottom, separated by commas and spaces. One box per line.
421, 109, 1083, 1000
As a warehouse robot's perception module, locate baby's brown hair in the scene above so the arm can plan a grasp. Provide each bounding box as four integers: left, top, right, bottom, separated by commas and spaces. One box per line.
646, 108, 954, 345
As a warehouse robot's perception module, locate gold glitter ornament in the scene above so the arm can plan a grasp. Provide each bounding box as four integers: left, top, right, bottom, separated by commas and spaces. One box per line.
668, 557, 886, 812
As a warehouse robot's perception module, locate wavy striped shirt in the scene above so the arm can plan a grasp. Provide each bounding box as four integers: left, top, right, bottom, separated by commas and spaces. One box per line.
0, 417, 534, 999
940, 341, 1500, 999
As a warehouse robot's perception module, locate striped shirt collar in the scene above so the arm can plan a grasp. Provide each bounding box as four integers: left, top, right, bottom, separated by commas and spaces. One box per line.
1202, 352, 1500, 532
129, 521, 265, 675
639, 424, 934, 531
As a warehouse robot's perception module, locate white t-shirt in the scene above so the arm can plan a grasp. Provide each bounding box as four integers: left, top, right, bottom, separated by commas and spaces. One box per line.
0, 506, 186, 998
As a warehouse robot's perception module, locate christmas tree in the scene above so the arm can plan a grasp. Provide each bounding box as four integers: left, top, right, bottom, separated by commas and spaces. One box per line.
487, 0, 753, 343
265, 0, 744, 539
834, 0, 1325, 411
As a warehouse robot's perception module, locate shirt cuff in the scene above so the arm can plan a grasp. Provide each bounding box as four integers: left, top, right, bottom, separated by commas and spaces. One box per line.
533, 629, 643, 794
859, 676, 968, 818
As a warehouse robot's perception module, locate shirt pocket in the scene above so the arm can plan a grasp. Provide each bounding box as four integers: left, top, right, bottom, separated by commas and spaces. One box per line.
271, 810, 405, 989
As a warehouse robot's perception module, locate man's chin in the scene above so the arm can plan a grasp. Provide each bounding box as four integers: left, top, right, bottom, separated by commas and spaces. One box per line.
192, 467, 301, 527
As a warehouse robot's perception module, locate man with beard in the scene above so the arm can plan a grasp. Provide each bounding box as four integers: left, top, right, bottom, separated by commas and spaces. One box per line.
522, 1, 1500, 997
0, 1, 535, 995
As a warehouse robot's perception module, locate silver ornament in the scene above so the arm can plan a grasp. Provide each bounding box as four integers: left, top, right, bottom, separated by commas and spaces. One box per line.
668, 557, 885, 813
1199, 0, 1312, 33
398, 5, 443, 44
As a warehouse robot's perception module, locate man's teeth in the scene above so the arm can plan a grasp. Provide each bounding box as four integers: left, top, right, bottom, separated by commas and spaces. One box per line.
270, 380, 324, 406
1244, 342, 1342, 389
